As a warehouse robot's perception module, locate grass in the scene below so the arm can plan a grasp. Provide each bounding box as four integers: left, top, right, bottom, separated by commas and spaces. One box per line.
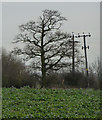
2, 86, 102, 119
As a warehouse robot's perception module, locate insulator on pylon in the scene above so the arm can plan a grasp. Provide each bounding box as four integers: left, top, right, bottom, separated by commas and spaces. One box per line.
89, 33, 91, 37
82, 46, 84, 49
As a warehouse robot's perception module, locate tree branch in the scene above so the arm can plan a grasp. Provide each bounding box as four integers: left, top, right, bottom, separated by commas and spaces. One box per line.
46, 56, 63, 70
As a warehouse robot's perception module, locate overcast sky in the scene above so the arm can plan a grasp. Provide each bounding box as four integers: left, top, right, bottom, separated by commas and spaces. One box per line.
1, 2, 100, 65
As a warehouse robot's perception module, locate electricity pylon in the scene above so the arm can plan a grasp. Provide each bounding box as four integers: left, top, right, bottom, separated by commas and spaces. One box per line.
69, 32, 79, 72
76, 32, 91, 87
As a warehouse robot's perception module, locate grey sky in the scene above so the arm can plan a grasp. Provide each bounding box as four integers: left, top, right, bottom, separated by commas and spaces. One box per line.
2, 2, 100, 65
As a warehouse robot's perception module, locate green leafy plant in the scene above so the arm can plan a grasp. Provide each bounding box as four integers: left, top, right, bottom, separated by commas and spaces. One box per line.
2, 87, 101, 119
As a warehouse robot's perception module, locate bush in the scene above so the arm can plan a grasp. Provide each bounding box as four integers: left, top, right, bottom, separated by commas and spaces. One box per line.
46, 72, 63, 88
46, 71, 88, 88
61, 72, 87, 88
1, 49, 40, 88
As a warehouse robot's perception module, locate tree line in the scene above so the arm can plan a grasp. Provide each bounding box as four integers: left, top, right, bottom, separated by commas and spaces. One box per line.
1, 49, 101, 89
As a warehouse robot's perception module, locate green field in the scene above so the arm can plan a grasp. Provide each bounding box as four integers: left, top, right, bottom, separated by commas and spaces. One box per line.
2, 87, 102, 119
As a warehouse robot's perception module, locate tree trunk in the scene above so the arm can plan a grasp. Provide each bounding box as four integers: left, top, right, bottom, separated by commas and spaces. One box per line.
41, 67, 46, 88
41, 21, 46, 88
41, 53, 46, 88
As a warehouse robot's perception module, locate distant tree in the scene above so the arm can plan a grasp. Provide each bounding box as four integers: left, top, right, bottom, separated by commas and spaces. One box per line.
89, 57, 101, 89
89, 57, 101, 77
12, 9, 82, 88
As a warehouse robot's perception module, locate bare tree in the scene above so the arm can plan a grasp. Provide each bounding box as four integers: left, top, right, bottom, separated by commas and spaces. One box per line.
89, 57, 101, 77
88, 57, 101, 89
12, 9, 80, 88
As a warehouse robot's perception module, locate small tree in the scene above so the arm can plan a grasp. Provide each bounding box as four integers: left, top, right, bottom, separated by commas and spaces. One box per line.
12, 9, 80, 88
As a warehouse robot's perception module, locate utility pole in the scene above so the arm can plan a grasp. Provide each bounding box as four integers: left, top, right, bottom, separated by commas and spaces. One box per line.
76, 32, 91, 87
69, 32, 79, 72
72, 32, 75, 72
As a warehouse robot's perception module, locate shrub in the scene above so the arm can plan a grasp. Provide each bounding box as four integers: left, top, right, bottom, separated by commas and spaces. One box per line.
1, 49, 40, 88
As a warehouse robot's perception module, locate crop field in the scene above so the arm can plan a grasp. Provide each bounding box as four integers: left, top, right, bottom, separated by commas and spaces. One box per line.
2, 86, 102, 119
